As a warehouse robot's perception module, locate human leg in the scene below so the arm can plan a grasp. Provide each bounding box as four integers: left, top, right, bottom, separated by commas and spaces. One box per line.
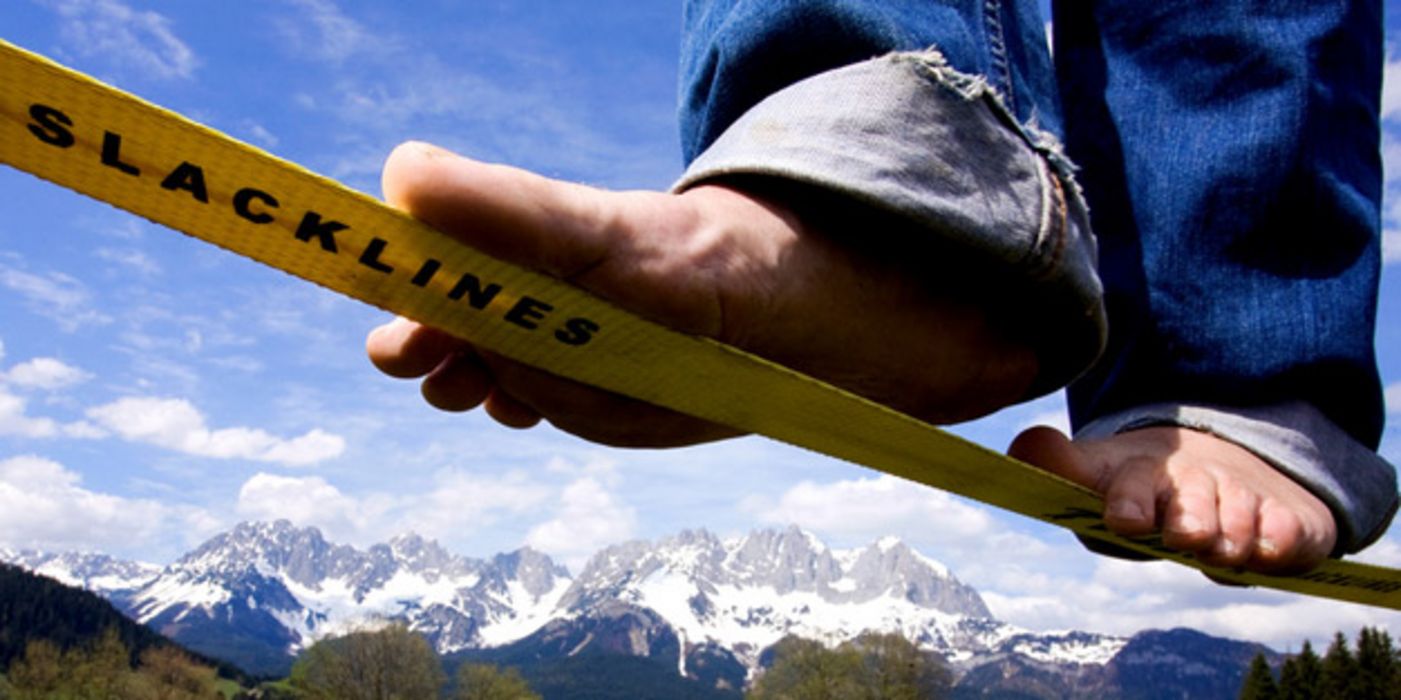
1015, 0, 1394, 569
370, 0, 1103, 445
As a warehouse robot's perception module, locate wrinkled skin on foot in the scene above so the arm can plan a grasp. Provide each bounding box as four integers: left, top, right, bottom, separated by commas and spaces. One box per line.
1009, 425, 1337, 574
368, 141, 1337, 574
366, 141, 1038, 446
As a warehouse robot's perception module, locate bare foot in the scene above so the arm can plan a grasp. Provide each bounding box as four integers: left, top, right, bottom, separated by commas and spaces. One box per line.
366, 141, 1039, 447
1008, 425, 1337, 574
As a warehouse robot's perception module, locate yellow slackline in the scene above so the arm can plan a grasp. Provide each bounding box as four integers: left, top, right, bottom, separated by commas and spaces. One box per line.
2, 38, 1398, 609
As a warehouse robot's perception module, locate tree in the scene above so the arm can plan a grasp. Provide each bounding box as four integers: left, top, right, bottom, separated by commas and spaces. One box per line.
1238, 653, 1277, 700
290, 624, 446, 700
748, 633, 950, 699
749, 636, 866, 700
1354, 627, 1398, 700
5, 640, 64, 700
1320, 632, 1357, 699
453, 663, 541, 700
132, 645, 220, 700
849, 632, 951, 700
70, 627, 135, 699
1278, 640, 1322, 700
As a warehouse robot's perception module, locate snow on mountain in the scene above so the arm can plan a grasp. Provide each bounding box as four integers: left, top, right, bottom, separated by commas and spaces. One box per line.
0, 548, 161, 601
127, 520, 570, 662
559, 525, 1124, 673
7, 521, 1129, 682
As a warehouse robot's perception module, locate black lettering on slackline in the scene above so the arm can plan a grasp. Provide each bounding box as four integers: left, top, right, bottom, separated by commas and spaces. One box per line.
447, 273, 501, 309
27, 104, 75, 148
294, 212, 344, 253
234, 188, 278, 224
101, 132, 141, 176
410, 259, 441, 287
505, 296, 552, 330
555, 317, 599, 346
160, 162, 208, 202
358, 238, 394, 274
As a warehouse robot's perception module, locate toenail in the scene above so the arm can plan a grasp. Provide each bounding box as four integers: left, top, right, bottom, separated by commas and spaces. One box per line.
1258, 538, 1279, 556
1108, 501, 1146, 523
1175, 514, 1204, 535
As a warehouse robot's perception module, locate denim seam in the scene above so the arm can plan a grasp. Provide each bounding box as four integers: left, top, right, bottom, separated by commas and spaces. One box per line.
898, 49, 1068, 275
981, 0, 1017, 118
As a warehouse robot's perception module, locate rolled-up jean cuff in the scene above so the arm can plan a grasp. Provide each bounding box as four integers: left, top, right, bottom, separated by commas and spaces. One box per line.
1076, 402, 1400, 555
672, 49, 1107, 399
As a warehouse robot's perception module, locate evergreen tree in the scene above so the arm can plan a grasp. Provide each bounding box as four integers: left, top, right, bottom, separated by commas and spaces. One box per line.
453, 663, 541, 700
1279, 640, 1322, 700
1320, 632, 1357, 700
1355, 627, 1398, 700
1239, 653, 1278, 700
1277, 657, 1300, 699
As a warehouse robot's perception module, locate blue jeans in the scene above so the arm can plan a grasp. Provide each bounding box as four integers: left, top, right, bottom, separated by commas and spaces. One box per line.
675, 0, 1394, 552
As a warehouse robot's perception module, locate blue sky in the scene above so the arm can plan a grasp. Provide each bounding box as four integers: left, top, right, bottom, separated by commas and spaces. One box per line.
1, 0, 1399, 651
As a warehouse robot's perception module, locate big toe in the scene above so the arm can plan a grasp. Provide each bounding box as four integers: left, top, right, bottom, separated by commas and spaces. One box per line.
381, 141, 615, 279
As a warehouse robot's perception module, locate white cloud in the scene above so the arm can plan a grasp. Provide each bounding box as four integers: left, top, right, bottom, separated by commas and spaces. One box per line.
0, 455, 215, 553
0, 388, 59, 438
276, 0, 389, 63
234, 466, 572, 553
400, 468, 553, 538
1383, 50, 1401, 124
236, 472, 370, 538
1385, 382, 1401, 416
94, 247, 161, 276
1387, 229, 1401, 267
749, 471, 1401, 650
0, 351, 101, 437
42, 0, 197, 80
527, 475, 637, 570
2, 357, 91, 390
0, 263, 112, 331
976, 540, 1401, 652
86, 397, 345, 466
747, 474, 996, 545
241, 121, 281, 149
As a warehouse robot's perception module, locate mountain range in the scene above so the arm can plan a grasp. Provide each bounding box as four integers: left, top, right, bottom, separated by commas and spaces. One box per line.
1, 521, 1272, 698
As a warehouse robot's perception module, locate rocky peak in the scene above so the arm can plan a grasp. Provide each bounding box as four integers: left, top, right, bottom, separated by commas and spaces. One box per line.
489, 547, 570, 597
726, 526, 844, 593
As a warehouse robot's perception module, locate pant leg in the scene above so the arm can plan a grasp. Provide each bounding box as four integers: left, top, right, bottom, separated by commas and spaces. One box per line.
675, 0, 1107, 397
678, 0, 1062, 161
1054, 0, 1396, 550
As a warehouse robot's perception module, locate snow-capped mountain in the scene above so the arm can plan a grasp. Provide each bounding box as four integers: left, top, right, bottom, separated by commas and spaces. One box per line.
560, 527, 1122, 673
124, 520, 569, 673
0, 548, 161, 607
5, 521, 1271, 698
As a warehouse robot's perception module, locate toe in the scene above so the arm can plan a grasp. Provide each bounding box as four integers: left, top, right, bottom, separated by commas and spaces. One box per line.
1160, 465, 1221, 553
1251, 501, 1333, 573
484, 389, 543, 429
1101, 457, 1160, 537
368, 317, 468, 378
420, 351, 493, 412
1008, 426, 1100, 488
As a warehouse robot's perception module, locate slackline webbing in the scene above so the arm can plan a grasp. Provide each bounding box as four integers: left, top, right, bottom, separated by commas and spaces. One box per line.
3, 38, 1397, 609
